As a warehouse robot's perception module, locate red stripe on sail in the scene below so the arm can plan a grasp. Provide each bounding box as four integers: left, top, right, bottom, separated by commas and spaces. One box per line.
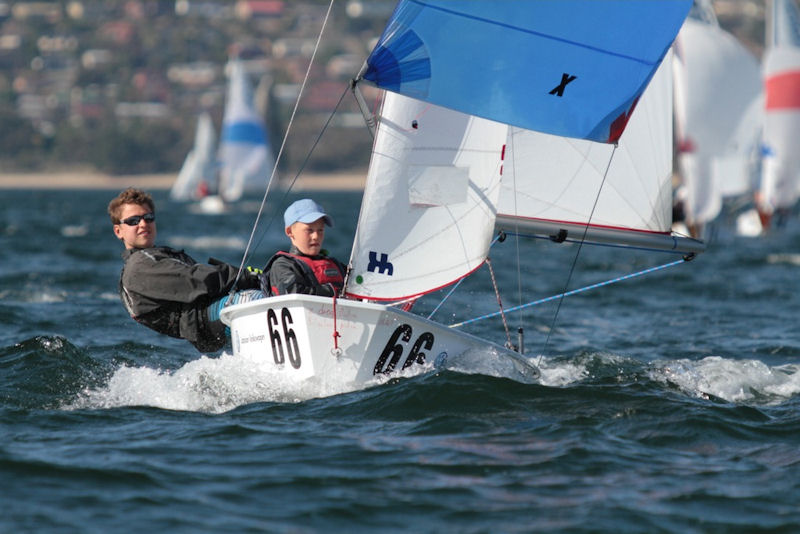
765, 71, 800, 109
606, 97, 640, 144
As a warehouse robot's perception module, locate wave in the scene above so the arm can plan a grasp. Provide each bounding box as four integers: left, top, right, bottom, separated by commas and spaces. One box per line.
4, 335, 800, 414
767, 253, 800, 266
650, 356, 800, 404
0, 336, 111, 409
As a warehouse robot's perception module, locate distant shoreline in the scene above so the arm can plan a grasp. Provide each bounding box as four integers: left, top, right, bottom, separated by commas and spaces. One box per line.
0, 171, 366, 191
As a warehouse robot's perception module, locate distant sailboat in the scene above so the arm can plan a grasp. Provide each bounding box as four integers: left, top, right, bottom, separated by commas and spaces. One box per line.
171, 58, 274, 211
170, 112, 217, 202
217, 58, 275, 202
217, 1, 699, 392
671, 0, 762, 238
755, 0, 800, 230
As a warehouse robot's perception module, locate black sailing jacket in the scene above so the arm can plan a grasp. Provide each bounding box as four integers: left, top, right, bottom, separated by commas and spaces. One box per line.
118, 246, 260, 352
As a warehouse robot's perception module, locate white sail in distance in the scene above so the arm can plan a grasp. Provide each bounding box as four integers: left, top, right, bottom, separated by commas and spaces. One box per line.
217, 59, 274, 202
758, 0, 800, 215
672, 7, 762, 228
170, 112, 217, 201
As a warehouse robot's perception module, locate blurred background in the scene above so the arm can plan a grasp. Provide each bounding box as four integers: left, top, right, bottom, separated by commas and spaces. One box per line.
0, 0, 767, 181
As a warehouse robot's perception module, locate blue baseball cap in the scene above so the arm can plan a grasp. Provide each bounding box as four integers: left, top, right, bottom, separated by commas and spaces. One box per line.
283, 198, 334, 228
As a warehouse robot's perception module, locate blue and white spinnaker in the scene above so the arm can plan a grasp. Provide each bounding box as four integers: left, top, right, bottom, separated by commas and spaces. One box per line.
361, 0, 692, 143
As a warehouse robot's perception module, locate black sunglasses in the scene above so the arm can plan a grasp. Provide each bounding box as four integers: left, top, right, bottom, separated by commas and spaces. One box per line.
120, 213, 156, 226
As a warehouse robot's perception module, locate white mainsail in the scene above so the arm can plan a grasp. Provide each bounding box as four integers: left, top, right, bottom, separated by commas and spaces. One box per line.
672, 5, 762, 229
496, 52, 688, 252
170, 112, 217, 201
758, 0, 800, 218
345, 93, 507, 301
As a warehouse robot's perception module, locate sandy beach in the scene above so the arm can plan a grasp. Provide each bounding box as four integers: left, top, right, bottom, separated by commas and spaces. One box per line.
0, 171, 366, 191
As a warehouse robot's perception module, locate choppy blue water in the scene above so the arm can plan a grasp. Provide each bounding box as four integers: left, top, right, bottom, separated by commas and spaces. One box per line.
2, 189, 800, 533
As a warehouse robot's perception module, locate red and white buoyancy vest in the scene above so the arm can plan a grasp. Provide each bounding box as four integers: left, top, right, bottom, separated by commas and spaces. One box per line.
272, 251, 344, 294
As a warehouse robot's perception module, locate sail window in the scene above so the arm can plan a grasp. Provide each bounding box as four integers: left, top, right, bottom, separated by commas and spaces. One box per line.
407, 165, 468, 206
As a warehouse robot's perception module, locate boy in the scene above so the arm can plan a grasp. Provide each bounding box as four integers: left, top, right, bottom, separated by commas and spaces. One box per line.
266, 198, 347, 297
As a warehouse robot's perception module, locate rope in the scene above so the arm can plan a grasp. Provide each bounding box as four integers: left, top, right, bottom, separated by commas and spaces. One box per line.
448, 257, 688, 328
331, 290, 342, 354
426, 233, 505, 320
246, 86, 349, 261
426, 278, 464, 320
506, 133, 526, 340
485, 258, 513, 348
536, 144, 618, 363
231, 0, 336, 295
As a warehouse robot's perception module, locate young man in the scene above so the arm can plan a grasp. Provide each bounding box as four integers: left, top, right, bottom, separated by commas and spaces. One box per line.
108, 187, 265, 352
266, 198, 347, 297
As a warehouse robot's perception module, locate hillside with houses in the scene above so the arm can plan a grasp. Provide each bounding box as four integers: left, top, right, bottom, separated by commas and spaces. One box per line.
0, 0, 768, 179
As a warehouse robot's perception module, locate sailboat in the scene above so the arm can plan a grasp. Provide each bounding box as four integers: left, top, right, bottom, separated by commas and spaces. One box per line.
170, 112, 217, 203
671, 0, 762, 239
170, 58, 275, 213
750, 0, 800, 232
219, 1, 701, 389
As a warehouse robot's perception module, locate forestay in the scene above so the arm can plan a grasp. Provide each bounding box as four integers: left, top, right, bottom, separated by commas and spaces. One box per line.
361, 0, 692, 143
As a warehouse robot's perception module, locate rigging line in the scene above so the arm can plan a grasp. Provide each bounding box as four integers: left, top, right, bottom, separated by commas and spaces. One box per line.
245, 85, 350, 262
506, 130, 525, 332
485, 258, 514, 348
343, 85, 386, 294
449, 257, 687, 328
426, 233, 504, 320
230, 0, 336, 294
536, 144, 618, 365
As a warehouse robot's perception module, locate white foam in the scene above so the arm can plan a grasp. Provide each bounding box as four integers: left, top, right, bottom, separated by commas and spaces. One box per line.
60, 224, 89, 237
767, 253, 800, 266
442, 347, 543, 384
651, 356, 800, 403
68, 351, 371, 413
535, 357, 588, 387
167, 235, 247, 251
19, 290, 66, 303
66, 344, 553, 413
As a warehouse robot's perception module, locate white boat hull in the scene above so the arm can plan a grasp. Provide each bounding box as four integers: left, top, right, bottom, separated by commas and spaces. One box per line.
220, 294, 539, 385
189, 195, 226, 215
736, 208, 764, 237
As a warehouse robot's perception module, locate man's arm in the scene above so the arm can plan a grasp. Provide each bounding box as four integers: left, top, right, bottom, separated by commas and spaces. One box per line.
124, 250, 259, 304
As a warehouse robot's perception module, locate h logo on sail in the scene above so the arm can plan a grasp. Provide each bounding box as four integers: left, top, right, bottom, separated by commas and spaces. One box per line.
367, 251, 394, 276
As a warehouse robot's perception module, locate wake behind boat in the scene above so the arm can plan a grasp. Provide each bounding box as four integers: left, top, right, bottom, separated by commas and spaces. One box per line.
220, 1, 701, 392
